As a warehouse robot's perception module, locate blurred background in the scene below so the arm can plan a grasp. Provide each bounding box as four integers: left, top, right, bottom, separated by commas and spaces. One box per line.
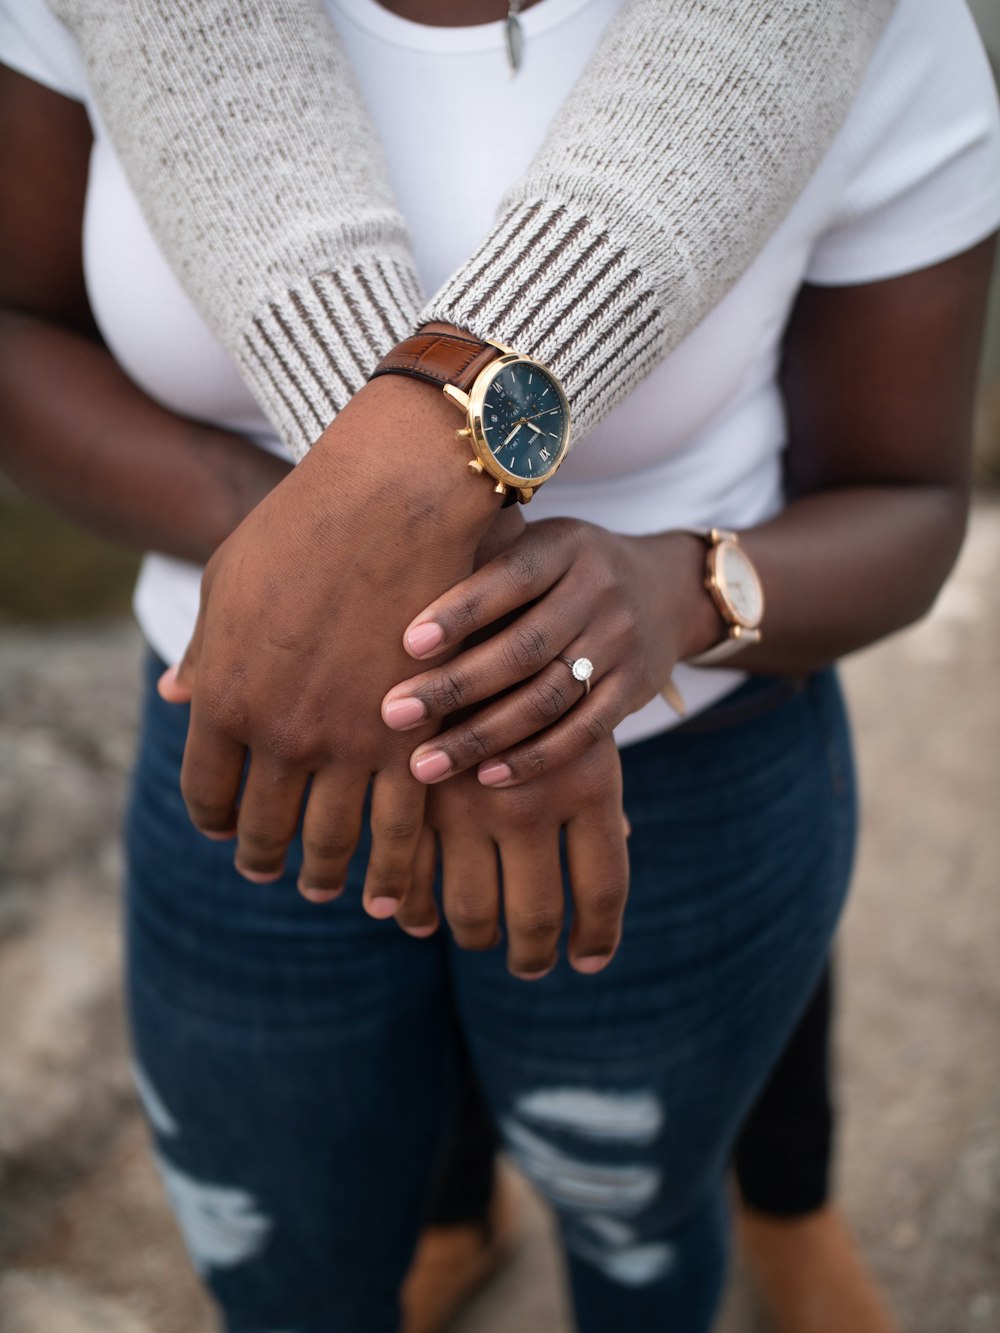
2, 8, 999, 1331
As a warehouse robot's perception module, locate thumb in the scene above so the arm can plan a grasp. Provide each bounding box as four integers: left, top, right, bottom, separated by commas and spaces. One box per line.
156, 620, 202, 705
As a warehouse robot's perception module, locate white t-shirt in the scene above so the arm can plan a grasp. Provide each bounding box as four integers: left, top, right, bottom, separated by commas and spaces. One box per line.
3, 0, 1000, 744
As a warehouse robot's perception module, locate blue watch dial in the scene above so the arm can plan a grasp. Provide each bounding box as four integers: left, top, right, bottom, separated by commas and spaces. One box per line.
480, 362, 569, 483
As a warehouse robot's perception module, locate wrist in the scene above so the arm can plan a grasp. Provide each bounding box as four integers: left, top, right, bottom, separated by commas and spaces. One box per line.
370, 324, 571, 509
308, 374, 504, 546
474, 504, 526, 568
636, 530, 727, 663
200, 430, 292, 554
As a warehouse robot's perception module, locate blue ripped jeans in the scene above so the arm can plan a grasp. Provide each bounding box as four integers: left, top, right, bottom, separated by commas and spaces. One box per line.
125, 656, 856, 1333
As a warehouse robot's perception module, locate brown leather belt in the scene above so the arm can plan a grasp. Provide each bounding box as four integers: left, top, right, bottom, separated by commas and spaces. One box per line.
671, 676, 807, 735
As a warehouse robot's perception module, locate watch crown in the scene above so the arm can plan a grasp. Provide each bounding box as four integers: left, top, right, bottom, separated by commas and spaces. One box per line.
494, 481, 507, 496
455, 428, 473, 440
467, 459, 484, 474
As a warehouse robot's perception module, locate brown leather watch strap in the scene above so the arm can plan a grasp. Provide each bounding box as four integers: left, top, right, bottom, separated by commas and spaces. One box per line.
370, 330, 500, 393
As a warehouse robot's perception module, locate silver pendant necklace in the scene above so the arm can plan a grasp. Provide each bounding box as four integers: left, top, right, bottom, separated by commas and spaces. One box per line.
506, 0, 524, 74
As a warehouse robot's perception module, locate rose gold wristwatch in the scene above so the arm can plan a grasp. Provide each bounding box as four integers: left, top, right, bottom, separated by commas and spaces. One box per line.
682, 528, 764, 666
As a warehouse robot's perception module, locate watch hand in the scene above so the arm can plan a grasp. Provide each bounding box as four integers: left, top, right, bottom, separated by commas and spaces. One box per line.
525, 421, 544, 435
502, 423, 524, 447
524, 408, 561, 422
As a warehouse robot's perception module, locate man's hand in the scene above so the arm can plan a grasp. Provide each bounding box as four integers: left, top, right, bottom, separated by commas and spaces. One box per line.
160, 375, 502, 914
394, 738, 630, 979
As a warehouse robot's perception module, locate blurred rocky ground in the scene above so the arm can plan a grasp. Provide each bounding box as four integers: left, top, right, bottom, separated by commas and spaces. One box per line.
0, 500, 998, 1333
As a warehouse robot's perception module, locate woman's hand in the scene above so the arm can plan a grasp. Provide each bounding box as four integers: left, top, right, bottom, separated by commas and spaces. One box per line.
381, 518, 722, 788
393, 735, 630, 979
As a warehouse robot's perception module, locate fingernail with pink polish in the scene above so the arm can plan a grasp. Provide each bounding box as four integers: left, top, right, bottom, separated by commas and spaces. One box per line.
479, 761, 512, 786
156, 664, 179, 698
406, 622, 444, 657
384, 696, 426, 729
413, 750, 452, 783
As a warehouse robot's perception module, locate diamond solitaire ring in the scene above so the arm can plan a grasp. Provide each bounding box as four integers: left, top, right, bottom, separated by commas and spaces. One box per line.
558, 654, 594, 696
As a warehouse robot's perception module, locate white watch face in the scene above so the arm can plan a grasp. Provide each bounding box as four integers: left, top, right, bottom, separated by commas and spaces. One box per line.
716, 541, 764, 628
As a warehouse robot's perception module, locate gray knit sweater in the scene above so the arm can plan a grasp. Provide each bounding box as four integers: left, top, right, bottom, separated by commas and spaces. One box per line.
50, 0, 895, 458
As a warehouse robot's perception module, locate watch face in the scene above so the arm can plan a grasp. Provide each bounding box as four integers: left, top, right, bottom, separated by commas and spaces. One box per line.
717, 541, 764, 628
476, 359, 570, 484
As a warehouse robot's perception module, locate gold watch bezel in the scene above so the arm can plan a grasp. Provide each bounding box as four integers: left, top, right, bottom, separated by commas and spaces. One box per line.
706, 537, 765, 632
444, 348, 571, 502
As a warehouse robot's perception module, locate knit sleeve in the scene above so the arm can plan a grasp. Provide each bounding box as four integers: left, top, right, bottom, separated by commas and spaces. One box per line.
47, 0, 425, 457
48, 0, 895, 457
423, 0, 898, 439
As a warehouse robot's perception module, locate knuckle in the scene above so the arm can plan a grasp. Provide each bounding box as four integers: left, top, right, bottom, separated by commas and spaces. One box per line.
502, 542, 540, 591
447, 891, 493, 933
512, 623, 549, 670
609, 606, 640, 655
524, 676, 567, 726
582, 880, 627, 924
555, 516, 585, 552
304, 828, 356, 866
428, 670, 467, 713
239, 824, 288, 856
455, 725, 492, 761
575, 710, 609, 750
449, 591, 483, 632
374, 815, 420, 846
514, 744, 548, 780
182, 784, 229, 828
369, 868, 409, 897
502, 784, 544, 825
201, 690, 248, 740
256, 721, 308, 767
509, 906, 561, 942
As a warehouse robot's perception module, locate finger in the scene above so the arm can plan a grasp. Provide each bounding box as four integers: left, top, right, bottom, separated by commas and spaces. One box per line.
402, 524, 574, 659
180, 711, 246, 840
565, 802, 630, 975
298, 767, 369, 902
499, 822, 565, 979
440, 827, 501, 953
394, 825, 440, 938
475, 680, 625, 788
157, 662, 193, 705
362, 768, 427, 921
383, 596, 584, 736
170, 580, 208, 698
156, 615, 204, 705
233, 757, 308, 884
407, 654, 591, 783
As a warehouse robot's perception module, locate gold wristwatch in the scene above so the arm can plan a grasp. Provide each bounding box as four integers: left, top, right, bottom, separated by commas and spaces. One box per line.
683, 527, 764, 665
370, 327, 571, 506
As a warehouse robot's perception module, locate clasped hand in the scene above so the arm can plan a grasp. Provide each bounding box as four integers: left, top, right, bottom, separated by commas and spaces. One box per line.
383, 517, 710, 785
162, 384, 709, 977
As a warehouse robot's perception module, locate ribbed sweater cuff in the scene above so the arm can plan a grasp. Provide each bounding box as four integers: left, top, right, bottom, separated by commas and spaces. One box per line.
421, 198, 667, 442
237, 252, 424, 459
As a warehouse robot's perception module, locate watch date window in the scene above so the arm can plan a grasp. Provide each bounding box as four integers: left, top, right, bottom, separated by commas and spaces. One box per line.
720, 545, 763, 625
